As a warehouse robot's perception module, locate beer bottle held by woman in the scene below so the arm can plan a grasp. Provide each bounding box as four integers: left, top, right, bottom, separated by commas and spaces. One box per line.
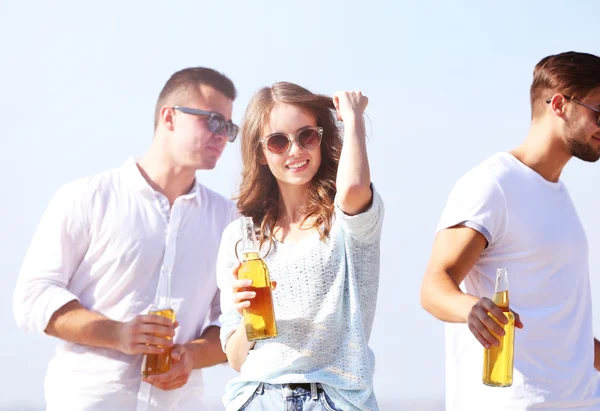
237, 216, 278, 341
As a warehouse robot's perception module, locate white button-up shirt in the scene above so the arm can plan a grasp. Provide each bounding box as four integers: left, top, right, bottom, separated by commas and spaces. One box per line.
13, 158, 237, 410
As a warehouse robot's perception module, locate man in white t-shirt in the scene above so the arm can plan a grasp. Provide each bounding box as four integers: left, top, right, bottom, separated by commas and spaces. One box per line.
420, 51, 600, 410
13, 67, 239, 410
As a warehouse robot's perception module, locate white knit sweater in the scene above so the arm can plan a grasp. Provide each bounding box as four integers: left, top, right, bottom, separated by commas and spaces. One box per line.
217, 187, 384, 411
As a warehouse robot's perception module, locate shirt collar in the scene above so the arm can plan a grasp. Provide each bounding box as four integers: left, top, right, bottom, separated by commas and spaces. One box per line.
120, 157, 201, 204
182, 181, 202, 204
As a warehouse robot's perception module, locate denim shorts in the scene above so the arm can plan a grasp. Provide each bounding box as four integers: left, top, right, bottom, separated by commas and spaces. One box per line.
238, 382, 341, 411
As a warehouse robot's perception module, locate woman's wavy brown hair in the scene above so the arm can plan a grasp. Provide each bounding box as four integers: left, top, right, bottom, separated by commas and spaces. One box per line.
235, 82, 342, 251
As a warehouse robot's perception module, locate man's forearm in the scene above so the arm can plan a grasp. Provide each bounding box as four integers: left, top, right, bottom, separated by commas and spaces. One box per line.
185, 326, 227, 369
420, 270, 479, 323
45, 300, 122, 351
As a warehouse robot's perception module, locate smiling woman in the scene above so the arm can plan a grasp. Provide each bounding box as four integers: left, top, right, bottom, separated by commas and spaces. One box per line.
236, 82, 342, 247
258, 105, 324, 196
215, 82, 384, 411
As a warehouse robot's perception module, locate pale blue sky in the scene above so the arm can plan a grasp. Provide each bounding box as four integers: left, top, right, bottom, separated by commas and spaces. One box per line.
2, 1, 600, 409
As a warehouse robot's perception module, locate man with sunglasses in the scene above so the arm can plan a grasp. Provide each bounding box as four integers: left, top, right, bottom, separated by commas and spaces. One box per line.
421, 51, 600, 410
14, 67, 239, 410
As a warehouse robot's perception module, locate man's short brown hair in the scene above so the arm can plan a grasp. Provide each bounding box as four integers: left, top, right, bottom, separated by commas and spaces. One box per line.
530, 51, 600, 119
154, 67, 236, 128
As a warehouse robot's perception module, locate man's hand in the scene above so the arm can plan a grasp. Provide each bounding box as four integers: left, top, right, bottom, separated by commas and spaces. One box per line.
115, 314, 175, 355
467, 297, 523, 348
143, 344, 194, 391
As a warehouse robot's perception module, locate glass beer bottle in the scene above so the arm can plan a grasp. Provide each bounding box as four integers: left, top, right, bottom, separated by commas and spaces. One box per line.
237, 216, 278, 341
483, 268, 515, 387
141, 266, 175, 376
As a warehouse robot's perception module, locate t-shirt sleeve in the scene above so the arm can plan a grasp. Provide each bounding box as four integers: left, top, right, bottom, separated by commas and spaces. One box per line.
436, 170, 507, 246
334, 183, 384, 244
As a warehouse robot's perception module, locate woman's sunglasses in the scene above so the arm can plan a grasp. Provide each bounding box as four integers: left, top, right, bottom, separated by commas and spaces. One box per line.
173, 106, 239, 142
259, 127, 323, 155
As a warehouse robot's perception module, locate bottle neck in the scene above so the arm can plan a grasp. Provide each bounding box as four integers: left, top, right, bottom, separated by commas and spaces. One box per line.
242, 251, 261, 262
152, 267, 172, 310
240, 217, 259, 255
494, 268, 509, 293
493, 268, 509, 309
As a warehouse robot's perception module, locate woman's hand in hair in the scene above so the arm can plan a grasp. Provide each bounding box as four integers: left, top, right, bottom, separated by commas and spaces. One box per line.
333, 91, 369, 122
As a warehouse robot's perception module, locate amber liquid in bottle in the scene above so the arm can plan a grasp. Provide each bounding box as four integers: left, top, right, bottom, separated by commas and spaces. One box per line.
141, 267, 175, 376
483, 268, 515, 387
141, 308, 175, 376
237, 217, 277, 341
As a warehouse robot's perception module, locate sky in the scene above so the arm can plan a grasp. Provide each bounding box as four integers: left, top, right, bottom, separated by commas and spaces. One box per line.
1, 1, 600, 409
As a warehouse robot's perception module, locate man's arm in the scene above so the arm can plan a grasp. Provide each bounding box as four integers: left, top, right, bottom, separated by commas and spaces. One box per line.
14, 181, 175, 355
46, 300, 174, 356
594, 338, 600, 372
420, 226, 488, 322
184, 326, 227, 368
13, 182, 90, 334
420, 225, 523, 348
45, 300, 121, 349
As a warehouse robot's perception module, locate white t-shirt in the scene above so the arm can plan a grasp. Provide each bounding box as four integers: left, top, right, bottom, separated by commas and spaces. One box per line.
437, 152, 600, 411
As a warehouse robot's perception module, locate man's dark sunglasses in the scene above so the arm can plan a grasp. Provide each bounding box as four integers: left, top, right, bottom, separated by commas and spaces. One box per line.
173, 106, 239, 142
